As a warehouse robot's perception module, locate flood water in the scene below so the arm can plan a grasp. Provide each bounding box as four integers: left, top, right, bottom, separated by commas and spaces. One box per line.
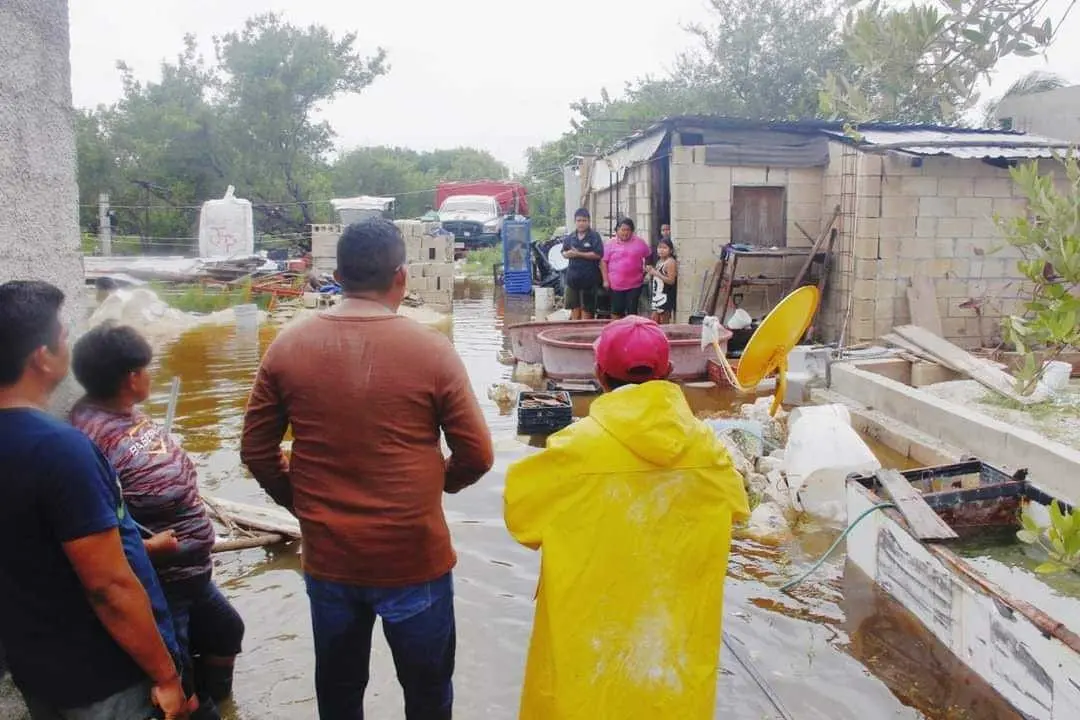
143, 284, 1022, 720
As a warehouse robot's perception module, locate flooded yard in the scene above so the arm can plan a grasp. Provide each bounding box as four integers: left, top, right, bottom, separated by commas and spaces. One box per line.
134, 286, 1021, 720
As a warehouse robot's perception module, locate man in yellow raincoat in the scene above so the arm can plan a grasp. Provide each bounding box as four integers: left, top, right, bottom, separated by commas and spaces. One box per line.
504, 316, 750, 719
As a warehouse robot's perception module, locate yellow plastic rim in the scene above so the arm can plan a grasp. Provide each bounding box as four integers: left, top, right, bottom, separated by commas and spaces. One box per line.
735, 285, 820, 388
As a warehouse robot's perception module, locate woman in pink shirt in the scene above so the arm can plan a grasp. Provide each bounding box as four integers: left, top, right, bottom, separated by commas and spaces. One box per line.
601, 218, 652, 318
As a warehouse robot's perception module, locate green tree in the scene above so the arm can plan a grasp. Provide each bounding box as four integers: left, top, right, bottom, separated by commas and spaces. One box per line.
996, 152, 1080, 394
213, 13, 387, 232
329, 146, 510, 219
822, 0, 1072, 123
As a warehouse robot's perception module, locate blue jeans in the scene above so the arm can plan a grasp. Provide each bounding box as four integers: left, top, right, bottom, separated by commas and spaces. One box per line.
304, 572, 455, 720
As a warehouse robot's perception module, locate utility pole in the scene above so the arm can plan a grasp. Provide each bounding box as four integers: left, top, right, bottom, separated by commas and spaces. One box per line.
98, 193, 111, 256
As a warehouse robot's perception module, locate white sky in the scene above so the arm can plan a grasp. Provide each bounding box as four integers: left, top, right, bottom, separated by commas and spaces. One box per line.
68, 0, 1080, 172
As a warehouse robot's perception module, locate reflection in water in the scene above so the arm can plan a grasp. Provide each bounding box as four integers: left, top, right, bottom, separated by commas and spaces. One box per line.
148, 283, 1013, 719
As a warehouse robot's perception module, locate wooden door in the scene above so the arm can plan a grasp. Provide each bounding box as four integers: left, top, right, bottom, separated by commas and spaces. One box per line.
732, 186, 786, 247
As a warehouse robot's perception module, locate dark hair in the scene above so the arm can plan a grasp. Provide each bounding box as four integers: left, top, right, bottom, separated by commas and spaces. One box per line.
337, 218, 407, 293
95, 277, 119, 291
574, 208, 590, 220
0, 281, 65, 386
657, 238, 676, 259
617, 217, 635, 233
71, 322, 153, 400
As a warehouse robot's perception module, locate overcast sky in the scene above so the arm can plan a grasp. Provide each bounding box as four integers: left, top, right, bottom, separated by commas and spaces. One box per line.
68, 0, 1080, 172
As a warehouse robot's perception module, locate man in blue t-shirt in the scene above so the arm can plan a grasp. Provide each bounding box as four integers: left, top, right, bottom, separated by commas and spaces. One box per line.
0, 281, 192, 719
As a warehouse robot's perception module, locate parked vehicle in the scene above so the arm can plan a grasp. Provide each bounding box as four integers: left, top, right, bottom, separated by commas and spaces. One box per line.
437, 181, 529, 251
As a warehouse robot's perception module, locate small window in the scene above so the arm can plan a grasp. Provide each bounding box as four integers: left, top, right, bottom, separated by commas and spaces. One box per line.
999, 117, 1014, 130
681, 132, 704, 146
731, 186, 786, 247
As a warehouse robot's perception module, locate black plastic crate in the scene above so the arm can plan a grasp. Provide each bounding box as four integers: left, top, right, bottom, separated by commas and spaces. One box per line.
517, 391, 573, 436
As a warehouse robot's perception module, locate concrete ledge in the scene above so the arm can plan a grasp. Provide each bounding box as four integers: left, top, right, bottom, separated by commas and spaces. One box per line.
830, 362, 1080, 504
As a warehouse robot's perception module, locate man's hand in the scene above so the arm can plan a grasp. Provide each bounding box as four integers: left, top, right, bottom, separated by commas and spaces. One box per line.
151, 675, 195, 719
143, 530, 179, 557
563, 248, 579, 259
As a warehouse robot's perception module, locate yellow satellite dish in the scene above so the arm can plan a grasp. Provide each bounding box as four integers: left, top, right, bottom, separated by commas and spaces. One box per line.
705, 285, 820, 416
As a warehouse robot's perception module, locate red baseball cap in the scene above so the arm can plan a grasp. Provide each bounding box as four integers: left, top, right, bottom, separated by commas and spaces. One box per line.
593, 316, 672, 383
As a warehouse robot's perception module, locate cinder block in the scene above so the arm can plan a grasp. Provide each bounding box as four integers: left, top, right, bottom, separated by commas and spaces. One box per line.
882, 196, 919, 218
731, 167, 768, 184
900, 176, 939, 196
957, 197, 993, 219
939, 177, 975, 197
915, 217, 938, 238
878, 238, 901, 260
992, 197, 1028, 217
919, 196, 957, 217
879, 216, 917, 238
937, 217, 973, 238
974, 178, 1013, 198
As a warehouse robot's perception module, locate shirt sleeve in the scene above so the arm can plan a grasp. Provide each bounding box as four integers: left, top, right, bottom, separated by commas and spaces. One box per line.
39, 430, 121, 542
437, 342, 494, 493
602, 240, 613, 262
562, 235, 572, 253
503, 441, 581, 551
240, 347, 294, 510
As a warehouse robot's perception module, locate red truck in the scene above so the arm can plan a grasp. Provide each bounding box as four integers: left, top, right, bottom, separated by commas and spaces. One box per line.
436, 181, 529, 251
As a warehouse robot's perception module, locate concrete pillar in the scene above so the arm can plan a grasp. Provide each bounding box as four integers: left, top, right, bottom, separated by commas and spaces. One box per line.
0, 0, 86, 412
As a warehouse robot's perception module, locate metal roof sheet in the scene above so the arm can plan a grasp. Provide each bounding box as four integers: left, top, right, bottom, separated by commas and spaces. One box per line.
821, 128, 1073, 159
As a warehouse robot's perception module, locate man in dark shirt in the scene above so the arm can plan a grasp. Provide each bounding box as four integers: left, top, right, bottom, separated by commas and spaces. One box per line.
0, 281, 190, 720
561, 207, 604, 320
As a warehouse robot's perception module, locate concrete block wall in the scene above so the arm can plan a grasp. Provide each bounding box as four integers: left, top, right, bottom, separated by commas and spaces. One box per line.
670, 146, 826, 320
843, 153, 1057, 348
309, 221, 454, 311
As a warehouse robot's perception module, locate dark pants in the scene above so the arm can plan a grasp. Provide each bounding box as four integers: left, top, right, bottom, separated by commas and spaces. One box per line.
610, 284, 643, 316
304, 572, 455, 720
163, 575, 245, 717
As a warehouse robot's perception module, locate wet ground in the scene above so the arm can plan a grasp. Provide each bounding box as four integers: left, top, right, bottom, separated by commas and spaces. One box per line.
3, 284, 1023, 719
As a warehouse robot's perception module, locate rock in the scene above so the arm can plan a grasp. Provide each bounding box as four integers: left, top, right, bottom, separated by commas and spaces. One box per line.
762, 469, 792, 507
739, 396, 788, 448
746, 472, 769, 495
716, 432, 753, 480
717, 427, 764, 463
756, 456, 783, 475
744, 502, 793, 544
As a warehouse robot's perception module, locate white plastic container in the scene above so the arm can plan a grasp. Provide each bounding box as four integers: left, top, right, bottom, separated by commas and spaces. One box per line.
534, 287, 555, 312
198, 186, 255, 258
233, 303, 259, 331
783, 403, 880, 523
1041, 360, 1072, 393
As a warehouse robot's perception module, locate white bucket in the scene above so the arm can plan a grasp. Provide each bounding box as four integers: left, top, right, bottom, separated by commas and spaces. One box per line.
233, 303, 259, 331
534, 287, 554, 312
1041, 360, 1072, 393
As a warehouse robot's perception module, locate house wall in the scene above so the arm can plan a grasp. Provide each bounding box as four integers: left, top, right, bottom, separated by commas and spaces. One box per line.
995, 85, 1080, 143
0, 0, 86, 414
669, 145, 825, 320
833, 143, 1062, 348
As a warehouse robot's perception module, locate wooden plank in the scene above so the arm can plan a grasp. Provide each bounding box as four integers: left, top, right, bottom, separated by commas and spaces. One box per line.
907, 277, 944, 337
893, 325, 1038, 405
875, 469, 959, 542
881, 332, 947, 366
211, 533, 287, 554
203, 496, 301, 539
789, 205, 840, 295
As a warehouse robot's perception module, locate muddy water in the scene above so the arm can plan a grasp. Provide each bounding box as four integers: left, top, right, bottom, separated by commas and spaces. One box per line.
145, 286, 1021, 720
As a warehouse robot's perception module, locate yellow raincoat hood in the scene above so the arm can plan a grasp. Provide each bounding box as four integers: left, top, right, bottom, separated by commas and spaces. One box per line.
504, 380, 750, 720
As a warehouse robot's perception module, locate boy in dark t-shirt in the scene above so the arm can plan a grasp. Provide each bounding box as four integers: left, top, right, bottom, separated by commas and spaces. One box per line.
0, 281, 190, 720
561, 208, 604, 320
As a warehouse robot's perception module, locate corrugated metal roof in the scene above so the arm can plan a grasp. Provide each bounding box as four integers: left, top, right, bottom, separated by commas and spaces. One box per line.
597, 116, 1074, 162
590, 129, 668, 192
821, 127, 1073, 159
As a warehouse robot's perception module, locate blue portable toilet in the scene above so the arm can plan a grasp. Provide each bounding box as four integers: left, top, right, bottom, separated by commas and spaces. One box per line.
502, 218, 532, 295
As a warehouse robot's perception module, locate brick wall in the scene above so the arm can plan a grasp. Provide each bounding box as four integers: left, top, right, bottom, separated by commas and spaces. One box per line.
838, 150, 1063, 348
670, 146, 825, 320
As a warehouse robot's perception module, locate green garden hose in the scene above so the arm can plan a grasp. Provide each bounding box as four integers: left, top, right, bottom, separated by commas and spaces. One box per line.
779, 502, 897, 593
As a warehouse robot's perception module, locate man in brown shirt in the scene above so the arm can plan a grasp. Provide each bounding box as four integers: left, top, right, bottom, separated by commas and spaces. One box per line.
240, 218, 493, 720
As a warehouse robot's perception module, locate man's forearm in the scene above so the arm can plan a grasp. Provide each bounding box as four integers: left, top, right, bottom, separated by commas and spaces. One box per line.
86, 578, 180, 685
